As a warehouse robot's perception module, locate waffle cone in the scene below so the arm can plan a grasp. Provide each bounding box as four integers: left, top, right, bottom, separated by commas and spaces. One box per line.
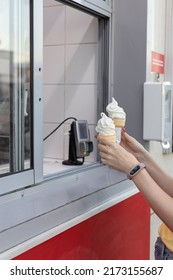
98, 134, 116, 143
113, 118, 126, 128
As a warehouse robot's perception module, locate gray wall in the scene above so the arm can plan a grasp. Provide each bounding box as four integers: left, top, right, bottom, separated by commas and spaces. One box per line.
112, 0, 148, 145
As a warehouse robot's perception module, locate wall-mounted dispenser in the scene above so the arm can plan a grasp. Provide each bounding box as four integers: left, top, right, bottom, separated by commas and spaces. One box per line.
143, 82, 172, 149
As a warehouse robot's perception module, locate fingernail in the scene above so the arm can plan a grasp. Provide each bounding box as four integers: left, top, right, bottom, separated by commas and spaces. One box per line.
122, 127, 126, 133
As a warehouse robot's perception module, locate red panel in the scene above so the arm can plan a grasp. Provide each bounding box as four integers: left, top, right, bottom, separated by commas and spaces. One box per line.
151, 51, 164, 74
14, 193, 150, 260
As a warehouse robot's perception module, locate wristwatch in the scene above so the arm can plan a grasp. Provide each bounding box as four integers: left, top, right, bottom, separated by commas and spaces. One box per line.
127, 162, 146, 180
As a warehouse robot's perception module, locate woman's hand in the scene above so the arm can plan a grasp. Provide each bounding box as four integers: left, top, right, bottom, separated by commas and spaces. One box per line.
98, 139, 139, 174
120, 129, 146, 162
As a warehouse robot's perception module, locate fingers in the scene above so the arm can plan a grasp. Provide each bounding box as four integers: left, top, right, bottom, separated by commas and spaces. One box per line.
97, 138, 116, 147
121, 129, 131, 140
99, 145, 113, 161
100, 157, 111, 167
99, 148, 114, 168
121, 130, 135, 146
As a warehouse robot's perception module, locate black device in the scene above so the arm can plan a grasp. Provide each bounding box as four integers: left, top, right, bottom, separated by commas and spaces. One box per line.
62, 120, 93, 165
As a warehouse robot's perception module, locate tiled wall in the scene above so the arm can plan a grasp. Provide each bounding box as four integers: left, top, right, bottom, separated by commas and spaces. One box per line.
43, 0, 98, 162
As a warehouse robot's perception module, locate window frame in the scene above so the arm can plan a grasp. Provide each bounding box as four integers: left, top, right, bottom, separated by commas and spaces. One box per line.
85, 0, 112, 12
0, 0, 43, 196
42, 0, 113, 172
0, 0, 113, 196
56, 0, 112, 16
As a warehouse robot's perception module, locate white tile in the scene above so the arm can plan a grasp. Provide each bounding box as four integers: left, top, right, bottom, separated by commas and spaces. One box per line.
65, 44, 98, 84
43, 123, 64, 159
65, 85, 97, 124
43, 6, 65, 46
43, 45, 65, 84
43, 85, 64, 123
43, 0, 62, 7
66, 6, 98, 44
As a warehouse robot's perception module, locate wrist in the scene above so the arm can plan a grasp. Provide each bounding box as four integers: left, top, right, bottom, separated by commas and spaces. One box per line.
124, 155, 139, 174
136, 148, 148, 163
127, 162, 146, 180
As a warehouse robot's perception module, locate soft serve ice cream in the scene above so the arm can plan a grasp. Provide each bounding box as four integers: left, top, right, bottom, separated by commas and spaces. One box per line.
106, 98, 126, 143
95, 112, 116, 142
106, 97, 126, 127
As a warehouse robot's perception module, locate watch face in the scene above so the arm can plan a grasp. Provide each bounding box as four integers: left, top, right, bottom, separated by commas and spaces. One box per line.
130, 165, 140, 175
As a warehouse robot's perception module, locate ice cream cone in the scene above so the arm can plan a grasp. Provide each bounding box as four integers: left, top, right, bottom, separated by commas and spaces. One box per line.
95, 112, 116, 143
112, 118, 125, 144
113, 118, 126, 128
97, 134, 116, 143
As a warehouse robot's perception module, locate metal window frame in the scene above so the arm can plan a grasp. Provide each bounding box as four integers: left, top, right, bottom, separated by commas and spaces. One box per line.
32, 0, 43, 184
56, 0, 112, 16
0, 0, 112, 194
0, 0, 43, 196
85, 0, 112, 12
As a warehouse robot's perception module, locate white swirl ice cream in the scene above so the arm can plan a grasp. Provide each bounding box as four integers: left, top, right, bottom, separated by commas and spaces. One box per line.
106, 97, 126, 127
95, 112, 116, 142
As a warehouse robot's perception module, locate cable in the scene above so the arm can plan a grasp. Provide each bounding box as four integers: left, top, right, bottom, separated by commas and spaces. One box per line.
43, 117, 77, 141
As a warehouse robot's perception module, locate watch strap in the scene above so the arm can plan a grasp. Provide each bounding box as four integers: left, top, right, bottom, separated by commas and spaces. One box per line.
127, 162, 146, 180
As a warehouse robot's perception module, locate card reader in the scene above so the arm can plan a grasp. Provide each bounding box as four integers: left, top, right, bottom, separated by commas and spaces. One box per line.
62, 120, 93, 165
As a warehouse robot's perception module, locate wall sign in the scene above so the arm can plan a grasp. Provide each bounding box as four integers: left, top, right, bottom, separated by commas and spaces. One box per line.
151, 51, 164, 74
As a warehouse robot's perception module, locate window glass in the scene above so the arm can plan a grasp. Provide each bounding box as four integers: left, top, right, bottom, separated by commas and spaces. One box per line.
43, 1, 100, 176
0, 0, 32, 175
43, 0, 110, 177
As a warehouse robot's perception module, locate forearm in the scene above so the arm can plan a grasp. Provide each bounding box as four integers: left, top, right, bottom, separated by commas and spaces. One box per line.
136, 148, 173, 197
132, 169, 173, 232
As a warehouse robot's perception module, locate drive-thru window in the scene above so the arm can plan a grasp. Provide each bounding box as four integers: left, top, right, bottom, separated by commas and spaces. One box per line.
0, 0, 151, 259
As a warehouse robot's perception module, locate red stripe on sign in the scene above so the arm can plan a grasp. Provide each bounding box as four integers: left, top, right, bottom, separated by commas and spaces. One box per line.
151, 51, 164, 74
